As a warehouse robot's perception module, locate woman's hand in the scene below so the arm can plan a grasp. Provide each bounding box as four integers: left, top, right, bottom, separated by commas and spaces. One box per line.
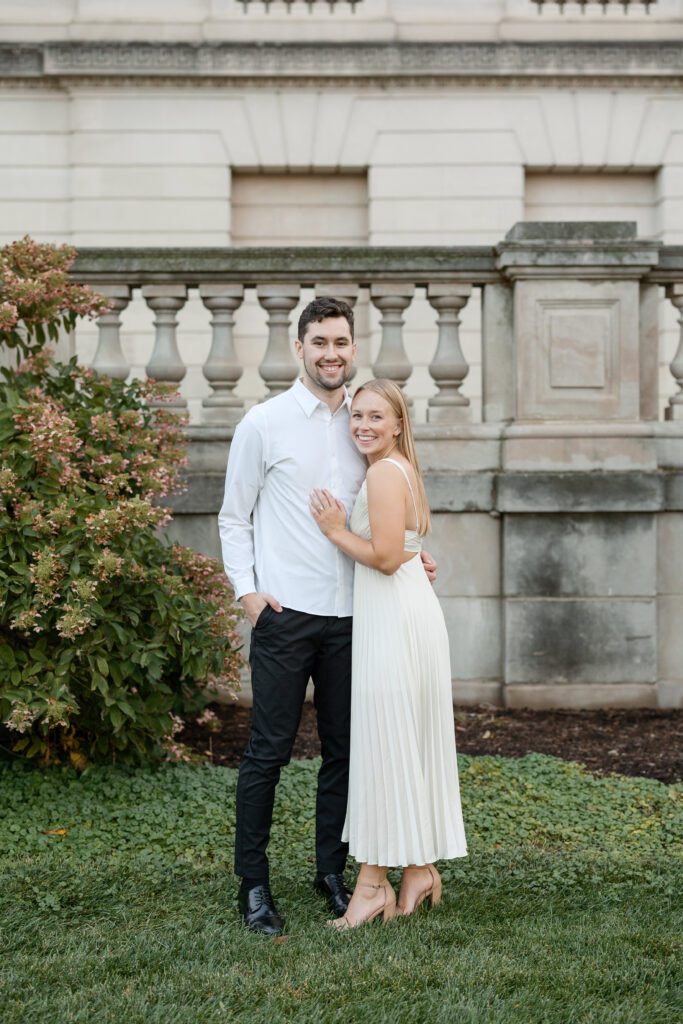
310, 488, 347, 537
421, 550, 437, 585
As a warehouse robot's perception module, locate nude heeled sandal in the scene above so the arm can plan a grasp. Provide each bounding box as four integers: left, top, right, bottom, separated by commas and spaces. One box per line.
397, 864, 442, 916
329, 880, 397, 931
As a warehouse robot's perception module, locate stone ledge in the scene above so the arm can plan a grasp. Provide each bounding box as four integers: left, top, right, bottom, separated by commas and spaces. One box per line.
3, 42, 683, 82
161, 471, 499, 514
163, 469, 683, 515
72, 245, 497, 284
504, 683, 657, 710
497, 471, 665, 513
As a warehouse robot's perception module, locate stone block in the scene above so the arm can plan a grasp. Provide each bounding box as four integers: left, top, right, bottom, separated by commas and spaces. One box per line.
371, 131, 522, 167
416, 433, 500, 472
656, 426, 683, 470
452, 681, 503, 707
370, 197, 522, 234
425, 473, 495, 512
369, 164, 523, 200
0, 200, 67, 234
72, 198, 229, 233
0, 167, 69, 199
497, 472, 663, 513
163, 513, 221, 561
639, 282, 659, 421
658, 595, 683, 681
657, 513, 683, 596
505, 683, 656, 710
482, 282, 514, 423
514, 279, 641, 421
505, 599, 656, 684
440, 597, 502, 682
506, 221, 637, 242
504, 514, 656, 598
664, 473, 683, 511
502, 433, 657, 472
71, 130, 226, 166
657, 681, 683, 709
431, 512, 500, 598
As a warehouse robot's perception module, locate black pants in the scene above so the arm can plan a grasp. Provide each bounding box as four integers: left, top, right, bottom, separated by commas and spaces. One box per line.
234, 605, 352, 881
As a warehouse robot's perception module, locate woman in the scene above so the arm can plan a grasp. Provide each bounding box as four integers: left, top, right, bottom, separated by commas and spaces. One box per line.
310, 378, 467, 930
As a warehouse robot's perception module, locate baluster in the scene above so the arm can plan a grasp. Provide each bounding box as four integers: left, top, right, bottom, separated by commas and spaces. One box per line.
199, 284, 245, 424
142, 284, 188, 408
314, 283, 358, 309
91, 285, 131, 380
426, 283, 472, 422
666, 285, 683, 421
370, 284, 415, 394
256, 284, 300, 398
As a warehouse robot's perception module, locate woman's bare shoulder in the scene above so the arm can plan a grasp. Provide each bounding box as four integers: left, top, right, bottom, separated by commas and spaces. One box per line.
366, 459, 407, 484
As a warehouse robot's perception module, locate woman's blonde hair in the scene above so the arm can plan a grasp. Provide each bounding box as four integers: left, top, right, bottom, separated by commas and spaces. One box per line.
353, 378, 431, 536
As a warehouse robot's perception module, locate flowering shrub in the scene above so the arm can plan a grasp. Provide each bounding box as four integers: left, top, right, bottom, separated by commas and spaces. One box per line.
0, 236, 109, 360
0, 238, 242, 766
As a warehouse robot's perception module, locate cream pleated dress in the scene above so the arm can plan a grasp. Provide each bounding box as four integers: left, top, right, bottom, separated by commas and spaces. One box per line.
342, 458, 468, 867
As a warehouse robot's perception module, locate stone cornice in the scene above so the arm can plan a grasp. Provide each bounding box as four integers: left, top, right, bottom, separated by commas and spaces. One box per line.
1, 41, 683, 84
70, 243, 683, 286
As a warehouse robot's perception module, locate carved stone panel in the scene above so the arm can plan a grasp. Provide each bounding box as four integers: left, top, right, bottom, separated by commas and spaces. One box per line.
515, 280, 640, 420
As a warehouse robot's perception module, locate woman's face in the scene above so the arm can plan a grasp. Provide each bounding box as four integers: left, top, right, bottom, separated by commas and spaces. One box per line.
350, 389, 401, 462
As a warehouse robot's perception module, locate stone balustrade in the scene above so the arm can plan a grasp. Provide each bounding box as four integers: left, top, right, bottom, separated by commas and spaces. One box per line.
74, 245, 497, 424
71, 225, 683, 711
72, 229, 683, 426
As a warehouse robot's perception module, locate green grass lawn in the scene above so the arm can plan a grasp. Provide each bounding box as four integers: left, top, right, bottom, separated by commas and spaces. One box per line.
1, 753, 681, 1024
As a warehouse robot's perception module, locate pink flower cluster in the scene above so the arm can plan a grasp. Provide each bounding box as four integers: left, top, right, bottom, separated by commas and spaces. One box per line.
0, 236, 110, 352
195, 707, 221, 732
28, 548, 65, 615
0, 301, 18, 331
14, 390, 83, 486
56, 603, 93, 639
6, 700, 37, 734
84, 497, 170, 544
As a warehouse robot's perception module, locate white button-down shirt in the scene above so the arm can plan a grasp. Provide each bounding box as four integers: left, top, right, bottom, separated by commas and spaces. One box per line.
218, 378, 367, 617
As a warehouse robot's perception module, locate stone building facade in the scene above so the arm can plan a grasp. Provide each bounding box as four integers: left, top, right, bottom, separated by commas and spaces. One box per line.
2, 0, 683, 707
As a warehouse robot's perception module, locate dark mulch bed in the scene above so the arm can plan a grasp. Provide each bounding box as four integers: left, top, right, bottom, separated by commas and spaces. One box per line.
181, 703, 683, 785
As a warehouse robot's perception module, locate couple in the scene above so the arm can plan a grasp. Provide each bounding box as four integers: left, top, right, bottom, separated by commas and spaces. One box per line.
218, 297, 467, 936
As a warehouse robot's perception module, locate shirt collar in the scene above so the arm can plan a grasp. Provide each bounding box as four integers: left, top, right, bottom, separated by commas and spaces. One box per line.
292, 377, 351, 418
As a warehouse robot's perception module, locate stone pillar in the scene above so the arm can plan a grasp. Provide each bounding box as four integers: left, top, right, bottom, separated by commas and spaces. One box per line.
91, 285, 131, 380
665, 284, 683, 421
494, 222, 662, 709
481, 281, 514, 422
426, 283, 472, 423
370, 284, 415, 393
256, 284, 300, 398
199, 284, 245, 425
142, 284, 188, 408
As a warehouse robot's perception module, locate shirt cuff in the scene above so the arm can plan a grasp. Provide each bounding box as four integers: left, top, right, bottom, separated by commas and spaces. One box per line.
230, 572, 257, 602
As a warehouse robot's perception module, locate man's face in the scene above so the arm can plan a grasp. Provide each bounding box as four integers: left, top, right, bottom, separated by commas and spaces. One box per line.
295, 316, 356, 394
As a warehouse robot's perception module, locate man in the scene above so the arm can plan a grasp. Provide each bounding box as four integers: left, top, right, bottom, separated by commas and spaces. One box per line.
219, 296, 435, 936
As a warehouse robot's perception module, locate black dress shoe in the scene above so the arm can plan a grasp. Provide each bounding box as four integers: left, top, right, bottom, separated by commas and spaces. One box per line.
315, 873, 352, 918
238, 882, 284, 936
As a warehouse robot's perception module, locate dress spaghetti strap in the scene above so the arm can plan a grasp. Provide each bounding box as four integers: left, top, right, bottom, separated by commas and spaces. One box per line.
380, 457, 420, 532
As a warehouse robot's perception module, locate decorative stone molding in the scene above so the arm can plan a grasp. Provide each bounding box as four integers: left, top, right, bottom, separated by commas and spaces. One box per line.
497, 223, 661, 423
533, 0, 655, 11
237, 0, 362, 10
2, 42, 683, 83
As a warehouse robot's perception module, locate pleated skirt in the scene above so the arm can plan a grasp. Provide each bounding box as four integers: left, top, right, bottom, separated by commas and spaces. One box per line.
343, 553, 468, 867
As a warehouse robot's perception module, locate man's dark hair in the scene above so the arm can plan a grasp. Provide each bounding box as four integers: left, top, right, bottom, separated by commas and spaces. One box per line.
297, 296, 354, 343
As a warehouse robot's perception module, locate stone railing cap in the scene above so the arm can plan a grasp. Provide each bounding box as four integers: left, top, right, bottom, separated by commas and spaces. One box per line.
505, 222, 638, 243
